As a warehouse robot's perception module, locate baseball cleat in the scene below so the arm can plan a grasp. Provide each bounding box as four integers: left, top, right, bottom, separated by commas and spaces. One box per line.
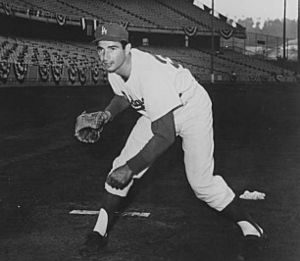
237, 223, 268, 260
79, 231, 108, 256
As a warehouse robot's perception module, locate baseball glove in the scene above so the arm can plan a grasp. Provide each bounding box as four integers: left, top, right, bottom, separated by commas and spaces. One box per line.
74, 111, 110, 143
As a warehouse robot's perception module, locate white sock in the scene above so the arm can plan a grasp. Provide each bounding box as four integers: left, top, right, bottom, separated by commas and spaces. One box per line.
93, 208, 108, 236
237, 221, 263, 237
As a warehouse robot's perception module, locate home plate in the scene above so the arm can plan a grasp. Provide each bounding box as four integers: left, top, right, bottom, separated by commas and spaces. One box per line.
69, 210, 150, 218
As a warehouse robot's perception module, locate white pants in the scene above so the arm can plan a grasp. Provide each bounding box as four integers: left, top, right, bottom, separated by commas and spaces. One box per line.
105, 84, 235, 211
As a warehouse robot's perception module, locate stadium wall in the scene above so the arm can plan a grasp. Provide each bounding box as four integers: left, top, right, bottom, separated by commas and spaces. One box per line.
130, 31, 220, 50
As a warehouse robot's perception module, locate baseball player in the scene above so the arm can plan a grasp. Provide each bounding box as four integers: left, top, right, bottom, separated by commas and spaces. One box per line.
76, 23, 266, 259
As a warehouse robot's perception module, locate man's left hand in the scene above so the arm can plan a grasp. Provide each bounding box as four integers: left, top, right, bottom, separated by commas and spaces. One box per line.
106, 164, 133, 189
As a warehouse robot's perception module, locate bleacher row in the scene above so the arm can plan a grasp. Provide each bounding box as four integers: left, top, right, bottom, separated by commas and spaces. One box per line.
0, 34, 295, 86
0, 0, 296, 85
1, 0, 240, 32
0, 35, 97, 67
0, 34, 106, 86
139, 46, 295, 82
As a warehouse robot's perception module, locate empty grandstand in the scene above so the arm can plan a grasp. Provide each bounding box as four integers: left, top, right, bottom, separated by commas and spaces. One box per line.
0, 0, 297, 87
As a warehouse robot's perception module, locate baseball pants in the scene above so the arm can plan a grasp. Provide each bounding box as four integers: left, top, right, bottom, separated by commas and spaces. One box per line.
105, 84, 235, 211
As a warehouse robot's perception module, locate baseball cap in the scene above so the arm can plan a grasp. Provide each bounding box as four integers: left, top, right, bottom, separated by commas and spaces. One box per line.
93, 23, 129, 43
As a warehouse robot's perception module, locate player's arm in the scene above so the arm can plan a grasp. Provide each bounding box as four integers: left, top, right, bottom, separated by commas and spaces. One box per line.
106, 110, 176, 189
126, 110, 176, 173
104, 94, 130, 121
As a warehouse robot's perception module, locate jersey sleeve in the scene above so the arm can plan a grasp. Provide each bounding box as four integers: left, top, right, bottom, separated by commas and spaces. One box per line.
105, 95, 130, 119
108, 73, 124, 96
141, 71, 182, 122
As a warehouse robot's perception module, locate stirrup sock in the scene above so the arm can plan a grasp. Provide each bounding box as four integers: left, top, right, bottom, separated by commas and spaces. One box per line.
93, 208, 108, 236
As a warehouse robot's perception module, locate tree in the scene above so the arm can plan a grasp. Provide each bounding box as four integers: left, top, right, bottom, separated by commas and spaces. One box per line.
237, 17, 297, 39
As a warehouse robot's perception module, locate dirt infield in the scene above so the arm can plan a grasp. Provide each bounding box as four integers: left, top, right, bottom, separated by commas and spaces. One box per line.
0, 84, 299, 261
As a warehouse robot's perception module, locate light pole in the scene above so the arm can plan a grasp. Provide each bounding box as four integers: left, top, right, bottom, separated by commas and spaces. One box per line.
283, 0, 286, 60
210, 0, 215, 83
298, 0, 300, 70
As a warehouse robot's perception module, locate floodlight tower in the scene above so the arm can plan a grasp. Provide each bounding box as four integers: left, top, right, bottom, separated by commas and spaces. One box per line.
210, 0, 215, 83
298, 0, 300, 69
283, 0, 286, 59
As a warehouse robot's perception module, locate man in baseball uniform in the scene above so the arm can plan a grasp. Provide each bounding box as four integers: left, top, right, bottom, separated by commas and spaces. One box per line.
79, 23, 266, 259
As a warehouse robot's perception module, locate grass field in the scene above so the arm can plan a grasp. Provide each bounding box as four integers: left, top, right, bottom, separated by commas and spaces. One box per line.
0, 83, 299, 261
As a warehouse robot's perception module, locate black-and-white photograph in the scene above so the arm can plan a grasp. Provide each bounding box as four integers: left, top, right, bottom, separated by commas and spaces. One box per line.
0, 1, 299, 260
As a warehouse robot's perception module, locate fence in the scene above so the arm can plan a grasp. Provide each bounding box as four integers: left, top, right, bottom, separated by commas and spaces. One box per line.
220, 32, 296, 61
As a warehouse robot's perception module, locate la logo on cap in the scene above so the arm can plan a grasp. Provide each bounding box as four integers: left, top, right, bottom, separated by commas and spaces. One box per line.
94, 23, 128, 43
101, 26, 107, 35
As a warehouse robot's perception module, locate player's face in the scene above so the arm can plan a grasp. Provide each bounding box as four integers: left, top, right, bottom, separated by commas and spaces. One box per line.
97, 41, 129, 73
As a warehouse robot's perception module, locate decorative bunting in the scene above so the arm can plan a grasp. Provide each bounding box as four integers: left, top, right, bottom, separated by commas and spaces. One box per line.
220, 28, 234, 40
218, 14, 227, 22
56, 13, 66, 26
78, 67, 87, 85
13, 62, 28, 83
103, 70, 108, 83
203, 5, 211, 13
91, 66, 99, 83
183, 26, 197, 37
51, 64, 63, 84
119, 21, 129, 29
0, 61, 11, 83
4, 2, 12, 16
236, 23, 246, 32
68, 64, 77, 84
39, 64, 49, 82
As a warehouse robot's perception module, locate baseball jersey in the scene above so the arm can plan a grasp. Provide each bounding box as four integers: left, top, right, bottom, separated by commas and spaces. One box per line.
108, 48, 195, 122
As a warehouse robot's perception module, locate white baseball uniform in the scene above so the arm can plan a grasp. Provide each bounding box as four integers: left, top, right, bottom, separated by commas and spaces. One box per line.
104, 48, 234, 211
